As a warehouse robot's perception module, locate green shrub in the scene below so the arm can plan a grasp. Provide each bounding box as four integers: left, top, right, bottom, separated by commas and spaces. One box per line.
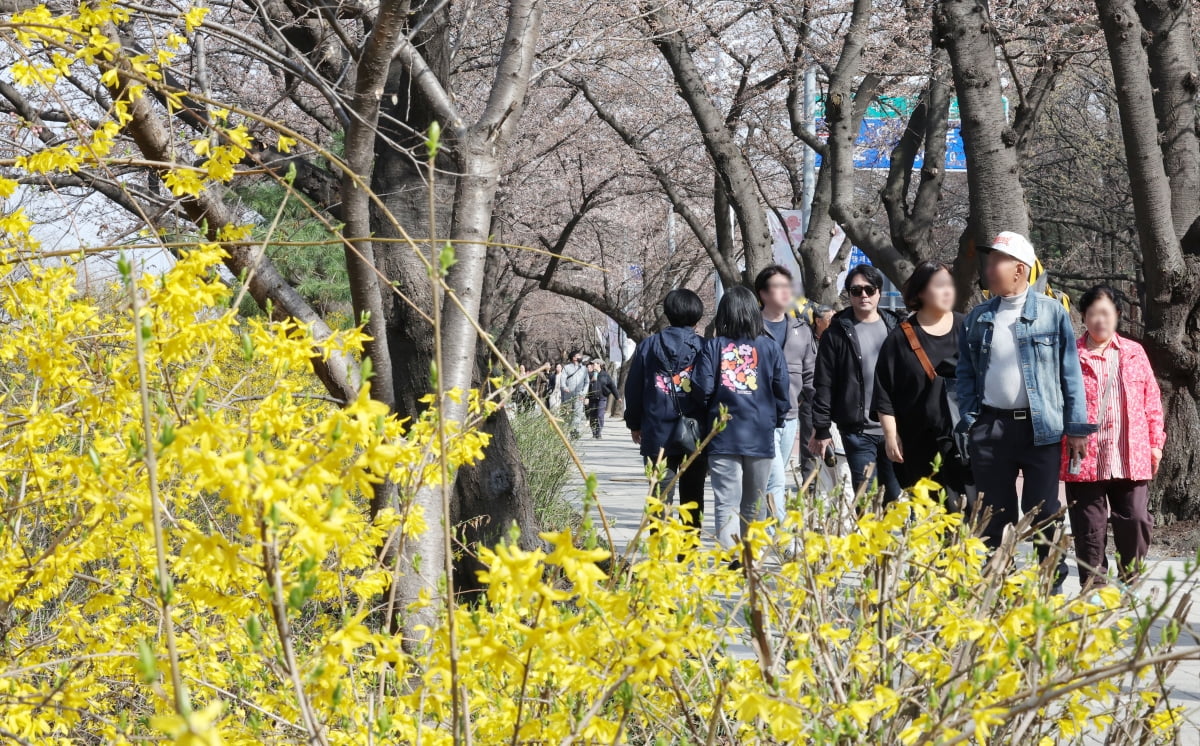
511, 404, 580, 531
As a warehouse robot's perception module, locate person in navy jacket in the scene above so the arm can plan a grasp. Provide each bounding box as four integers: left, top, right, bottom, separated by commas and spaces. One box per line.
625, 289, 707, 529
692, 286, 790, 549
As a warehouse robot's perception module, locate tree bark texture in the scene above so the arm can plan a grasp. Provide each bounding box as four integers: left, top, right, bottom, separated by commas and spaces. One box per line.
935, 0, 1031, 300
824, 0, 915, 287
1096, 0, 1200, 519
450, 408, 540, 593
881, 48, 953, 262
1136, 0, 1200, 240
391, 0, 544, 634
338, 0, 411, 414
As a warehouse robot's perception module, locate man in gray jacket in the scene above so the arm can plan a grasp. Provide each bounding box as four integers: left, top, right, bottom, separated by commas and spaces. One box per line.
756, 265, 817, 512
559, 351, 590, 434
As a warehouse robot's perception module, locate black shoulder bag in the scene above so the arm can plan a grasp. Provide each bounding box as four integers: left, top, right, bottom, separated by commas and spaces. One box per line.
663, 341, 702, 454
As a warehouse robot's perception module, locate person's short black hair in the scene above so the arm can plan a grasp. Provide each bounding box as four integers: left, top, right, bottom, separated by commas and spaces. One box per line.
816, 305, 834, 317
714, 286, 765, 340
845, 263, 884, 292
753, 264, 794, 296
902, 261, 953, 310
663, 288, 703, 327
1079, 284, 1123, 316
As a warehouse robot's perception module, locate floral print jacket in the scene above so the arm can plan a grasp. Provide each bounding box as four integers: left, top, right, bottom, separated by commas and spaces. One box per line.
1061, 333, 1165, 482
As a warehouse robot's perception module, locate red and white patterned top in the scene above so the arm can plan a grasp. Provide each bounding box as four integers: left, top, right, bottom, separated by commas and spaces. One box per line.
1061, 333, 1166, 482
1089, 343, 1126, 479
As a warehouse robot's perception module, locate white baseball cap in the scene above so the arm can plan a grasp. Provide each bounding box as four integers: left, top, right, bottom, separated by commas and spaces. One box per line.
990, 231, 1037, 268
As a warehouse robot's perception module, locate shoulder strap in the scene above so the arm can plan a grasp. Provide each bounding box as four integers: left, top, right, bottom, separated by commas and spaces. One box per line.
900, 321, 937, 381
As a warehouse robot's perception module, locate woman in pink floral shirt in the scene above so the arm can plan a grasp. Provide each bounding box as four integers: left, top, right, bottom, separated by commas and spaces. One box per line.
1063, 286, 1166, 588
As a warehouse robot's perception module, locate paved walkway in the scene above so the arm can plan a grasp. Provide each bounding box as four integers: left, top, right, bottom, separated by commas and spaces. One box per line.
569, 432, 1200, 742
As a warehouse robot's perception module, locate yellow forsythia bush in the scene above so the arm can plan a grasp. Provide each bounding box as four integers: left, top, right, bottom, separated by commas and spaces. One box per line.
0, 229, 1189, 744
0, 4, 1190, 741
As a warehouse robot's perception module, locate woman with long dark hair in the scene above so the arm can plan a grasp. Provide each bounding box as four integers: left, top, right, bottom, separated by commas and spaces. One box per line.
872, 261, 971, 502
692, 286, 790, 549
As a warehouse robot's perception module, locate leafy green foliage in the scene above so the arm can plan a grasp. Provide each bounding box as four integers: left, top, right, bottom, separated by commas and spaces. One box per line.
234, 180, 350, 319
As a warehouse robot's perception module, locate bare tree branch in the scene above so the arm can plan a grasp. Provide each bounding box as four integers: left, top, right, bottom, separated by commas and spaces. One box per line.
102, 27, 359, 404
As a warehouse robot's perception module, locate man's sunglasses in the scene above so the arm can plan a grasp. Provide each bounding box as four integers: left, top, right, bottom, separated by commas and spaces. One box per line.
848, 285, 878, 298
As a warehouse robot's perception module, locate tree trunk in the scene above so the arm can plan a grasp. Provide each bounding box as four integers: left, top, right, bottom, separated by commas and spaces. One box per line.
936, 0, 1031, 297
368, 0, 544, 632
1137, 0, 1200, 239
881, 48, 953, 262
1095, 0, 1200, 519
797, 163, 843, 306
338, 0, 409, 414
451, 408, 541, 593
823, 0, 915, 287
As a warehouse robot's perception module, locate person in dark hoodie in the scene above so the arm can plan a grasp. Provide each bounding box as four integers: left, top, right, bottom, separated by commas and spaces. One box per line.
809, 264, 904, 503
692, 286, 790, 549
586, 360, 620, 438
625, 288, 707, 529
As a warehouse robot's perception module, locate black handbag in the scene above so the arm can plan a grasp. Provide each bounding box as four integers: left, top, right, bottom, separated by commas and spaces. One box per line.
667, 395, 702, 453
662, 339, 702, 454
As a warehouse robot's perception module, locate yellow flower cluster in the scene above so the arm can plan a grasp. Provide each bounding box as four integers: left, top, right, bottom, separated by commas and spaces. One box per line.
7, 1, 251, 196
0, 220, 489, 742
0, 184, 1186, 746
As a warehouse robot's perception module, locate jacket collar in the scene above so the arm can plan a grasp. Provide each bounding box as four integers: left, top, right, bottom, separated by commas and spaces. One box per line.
834, 306, 899, 332
1020, 288, 1040, 321
978, 287, 1039, 322
1077, 332, 1123, 353
763, 312, 801, 341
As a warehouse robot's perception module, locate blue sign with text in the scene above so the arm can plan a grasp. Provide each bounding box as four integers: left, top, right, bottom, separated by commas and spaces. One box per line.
814, 119, 968, 172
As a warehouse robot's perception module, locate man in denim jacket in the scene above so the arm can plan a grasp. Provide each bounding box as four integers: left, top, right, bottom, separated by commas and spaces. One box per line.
957, 232, 1096, 589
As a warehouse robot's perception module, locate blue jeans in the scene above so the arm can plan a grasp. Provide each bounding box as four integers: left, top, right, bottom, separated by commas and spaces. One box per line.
842, 431, 902, 503
765, 418, 799, 517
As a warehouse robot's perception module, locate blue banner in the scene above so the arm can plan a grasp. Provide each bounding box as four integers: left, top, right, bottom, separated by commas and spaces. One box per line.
813, 118, 968, 172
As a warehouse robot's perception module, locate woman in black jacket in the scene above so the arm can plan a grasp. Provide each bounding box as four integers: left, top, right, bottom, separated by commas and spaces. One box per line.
872, 261, 971, 501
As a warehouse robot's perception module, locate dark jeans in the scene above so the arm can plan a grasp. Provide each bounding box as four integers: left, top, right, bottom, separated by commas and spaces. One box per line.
586, 396, 607, 437
842, 430, 902, 503
969, 410, 1068, 584
651, 452, 706, 531
1066, 479, 1151, 588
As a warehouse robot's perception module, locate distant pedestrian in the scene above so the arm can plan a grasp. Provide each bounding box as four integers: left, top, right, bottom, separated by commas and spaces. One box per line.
514, 364, 534, 409
586, 360, 619, 438
813, 305, 834, 341
1063, 285, 1165, 588
873, 261, 971, 502
547, 363, 563, 410
625, 289, 707, 530
755, 265, 816, 513
559, 352, 589, 434
956, 232, 1096, 592
810, 264, 904, 504
692, 286, 790, 550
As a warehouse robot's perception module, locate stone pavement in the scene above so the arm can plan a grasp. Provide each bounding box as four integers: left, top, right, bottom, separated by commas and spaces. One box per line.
568, 432, 1200, 742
